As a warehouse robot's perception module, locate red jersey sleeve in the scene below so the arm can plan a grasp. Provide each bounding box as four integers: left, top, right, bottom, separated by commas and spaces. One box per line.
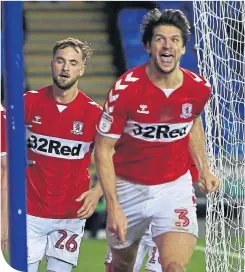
184, 69, 212, 118
196, 77, 211, 117
97, 83, 131, 139
1, 105, 7, 156
24, 90, 39, 124
88, 101, 103, 142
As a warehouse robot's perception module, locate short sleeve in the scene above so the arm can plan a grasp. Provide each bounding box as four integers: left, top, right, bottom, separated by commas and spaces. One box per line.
23, 90, 39, 123
195, 79, 211, 118
89, 102, 103, 142
97, 70, 140, 138
97, 89, 129, 139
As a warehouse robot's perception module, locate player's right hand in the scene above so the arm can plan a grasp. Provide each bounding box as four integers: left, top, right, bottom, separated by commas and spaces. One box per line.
76, 188, 101, 219
107, 204, 127, 244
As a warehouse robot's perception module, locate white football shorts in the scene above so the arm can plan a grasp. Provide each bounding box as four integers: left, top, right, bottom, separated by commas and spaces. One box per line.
134, 228, 161, 272
145, 245, 161, 272
107, 171, 198, 249
105, 231, 161, 272
27, 215, 86, 266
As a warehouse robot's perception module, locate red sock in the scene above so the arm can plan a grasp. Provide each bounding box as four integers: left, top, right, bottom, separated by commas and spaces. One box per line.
106, 262, 113, 272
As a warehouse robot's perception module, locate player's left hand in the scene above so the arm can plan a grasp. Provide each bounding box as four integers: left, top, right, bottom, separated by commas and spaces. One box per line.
76, 189, 101, 219
198, 169, 220, 193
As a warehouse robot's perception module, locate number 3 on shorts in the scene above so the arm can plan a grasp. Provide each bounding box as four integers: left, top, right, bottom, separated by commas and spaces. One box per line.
174, 209, 190, 227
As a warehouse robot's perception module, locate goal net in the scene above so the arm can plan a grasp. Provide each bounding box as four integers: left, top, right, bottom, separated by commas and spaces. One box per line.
193, 1, 245, 271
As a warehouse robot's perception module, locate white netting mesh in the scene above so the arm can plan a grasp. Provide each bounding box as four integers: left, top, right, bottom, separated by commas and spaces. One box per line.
193, 1, 245, 271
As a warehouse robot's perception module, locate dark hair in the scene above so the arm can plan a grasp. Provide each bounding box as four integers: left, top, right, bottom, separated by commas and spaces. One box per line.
141, 8, 191, 46
52, 37, 93, 64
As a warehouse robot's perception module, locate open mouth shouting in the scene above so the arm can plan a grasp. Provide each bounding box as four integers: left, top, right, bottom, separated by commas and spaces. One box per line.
159, 52, 174, 65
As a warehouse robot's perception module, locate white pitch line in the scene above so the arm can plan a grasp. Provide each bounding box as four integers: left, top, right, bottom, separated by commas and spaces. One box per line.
195, 246, 245, 260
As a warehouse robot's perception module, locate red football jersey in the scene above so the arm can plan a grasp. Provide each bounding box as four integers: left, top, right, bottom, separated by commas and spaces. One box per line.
1, 105, 6, 156
25, 86, 102, 218
98, 64, 210, 185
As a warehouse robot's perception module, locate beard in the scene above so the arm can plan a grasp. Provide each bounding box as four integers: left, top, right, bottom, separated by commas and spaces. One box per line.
52, 74, 79, 90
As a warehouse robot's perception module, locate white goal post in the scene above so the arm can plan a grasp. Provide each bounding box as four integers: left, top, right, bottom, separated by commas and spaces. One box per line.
193, 1, 245, 272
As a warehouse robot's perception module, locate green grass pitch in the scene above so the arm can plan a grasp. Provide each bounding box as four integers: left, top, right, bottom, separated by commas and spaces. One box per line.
36, 238, 206, 272
6, 237, 244, 271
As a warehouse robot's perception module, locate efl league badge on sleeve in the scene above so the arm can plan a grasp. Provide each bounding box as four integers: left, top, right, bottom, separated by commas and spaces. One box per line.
180, 103, 193, 119
99, 112, 113, 133
71, 121, 83, 135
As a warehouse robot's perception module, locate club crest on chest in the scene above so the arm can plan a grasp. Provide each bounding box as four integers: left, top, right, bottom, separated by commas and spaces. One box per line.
180, 103, 192, 119
71, 121, 83, 135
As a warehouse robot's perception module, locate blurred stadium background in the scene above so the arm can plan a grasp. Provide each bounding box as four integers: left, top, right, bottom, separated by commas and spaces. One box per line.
1, 1, 244, 271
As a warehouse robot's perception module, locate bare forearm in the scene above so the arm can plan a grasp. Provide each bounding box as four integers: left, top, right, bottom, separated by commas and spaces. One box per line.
94, 148, 118, 208
92, 180, 103, 198
189, 118, 209, 173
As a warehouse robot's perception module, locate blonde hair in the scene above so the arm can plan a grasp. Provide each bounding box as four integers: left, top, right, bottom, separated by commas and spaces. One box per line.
53, 37, 93, 64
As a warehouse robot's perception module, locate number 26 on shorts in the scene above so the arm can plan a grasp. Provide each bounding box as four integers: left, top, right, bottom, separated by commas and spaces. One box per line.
54, 230, 79, 252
